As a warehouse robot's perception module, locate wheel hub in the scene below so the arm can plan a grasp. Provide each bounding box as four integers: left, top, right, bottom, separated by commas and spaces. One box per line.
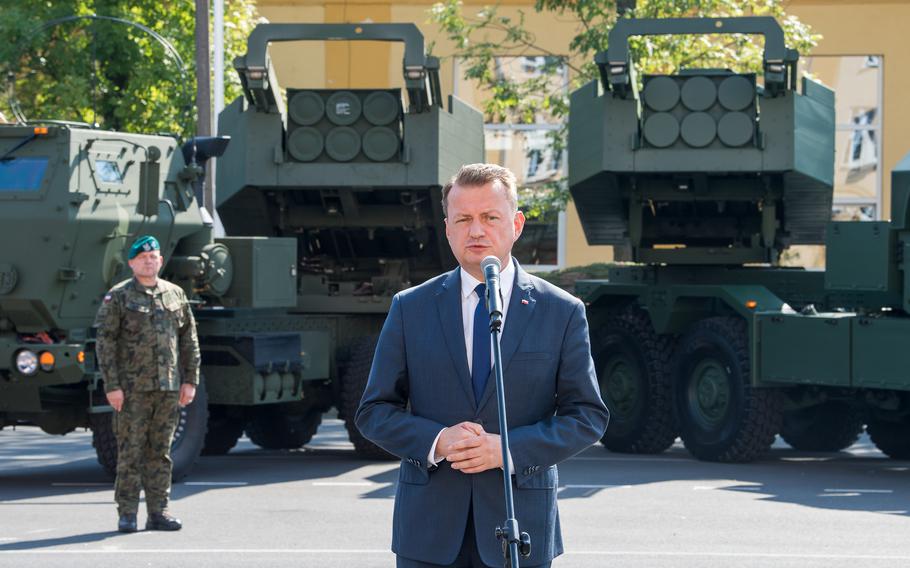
689, 359, 730, 427
604, 355, 640, 417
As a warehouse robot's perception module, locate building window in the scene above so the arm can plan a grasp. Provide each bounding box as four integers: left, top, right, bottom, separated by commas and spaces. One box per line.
801, 55, 883, 219
454, 56, 568, 271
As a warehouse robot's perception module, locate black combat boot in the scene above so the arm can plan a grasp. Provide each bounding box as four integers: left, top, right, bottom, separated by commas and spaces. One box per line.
146, 512, 183, 531
118, 513, 138, 533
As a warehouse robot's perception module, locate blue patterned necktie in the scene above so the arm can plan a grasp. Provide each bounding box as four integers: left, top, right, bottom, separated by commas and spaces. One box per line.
471, 283, 491, 404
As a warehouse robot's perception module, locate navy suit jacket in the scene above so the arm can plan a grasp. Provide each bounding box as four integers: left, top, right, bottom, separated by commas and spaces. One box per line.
355, 261, 609, 566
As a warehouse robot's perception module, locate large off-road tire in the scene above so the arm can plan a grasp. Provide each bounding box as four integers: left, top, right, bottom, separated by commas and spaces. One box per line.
339, 336, 396, 460
674, 317, 782, 463
168, 379, 209, 480
780, 402, 864, 452
201, 405, 245, 456
593, 308, 678, 454
867, 418, 910, 459
90, 411, 118, 477
91, 379, 209, 481
244, 399, 325, 450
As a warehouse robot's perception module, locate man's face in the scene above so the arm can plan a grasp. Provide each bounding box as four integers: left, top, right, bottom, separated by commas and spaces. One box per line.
128, 250, 163, 280
444, 180, 525, 279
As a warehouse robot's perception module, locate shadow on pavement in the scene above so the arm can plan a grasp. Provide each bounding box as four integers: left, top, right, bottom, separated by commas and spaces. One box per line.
0, 531, 123, 551
556, 437, 910, 518
0, 420, 385, 505
3, 419, 910, 520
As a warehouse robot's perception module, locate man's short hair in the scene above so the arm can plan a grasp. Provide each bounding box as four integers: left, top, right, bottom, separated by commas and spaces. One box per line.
441, 163, 518, 217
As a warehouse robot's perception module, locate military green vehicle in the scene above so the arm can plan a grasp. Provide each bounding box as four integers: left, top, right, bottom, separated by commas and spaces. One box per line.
569, 16, 910, 462
0, 124, 234, 476
0, 23, 483, 476
215, 22, 481, 457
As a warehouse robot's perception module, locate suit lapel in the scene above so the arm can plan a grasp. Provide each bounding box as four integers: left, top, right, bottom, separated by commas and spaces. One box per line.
477, 261, 537, 410
435, 268, 476, 407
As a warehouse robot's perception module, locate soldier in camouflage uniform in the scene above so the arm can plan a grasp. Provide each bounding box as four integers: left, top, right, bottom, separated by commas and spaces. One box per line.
94, 235, 200, 533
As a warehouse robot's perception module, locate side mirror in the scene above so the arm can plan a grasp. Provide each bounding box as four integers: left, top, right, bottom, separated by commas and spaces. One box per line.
181, 136, 231, 166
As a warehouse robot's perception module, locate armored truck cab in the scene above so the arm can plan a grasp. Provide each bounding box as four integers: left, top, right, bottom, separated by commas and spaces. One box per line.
570, 17, 910, 463
0, 124, 211, 415
214, 23, 483, 456
0, 124, 238, 474
0, 118, 336, 476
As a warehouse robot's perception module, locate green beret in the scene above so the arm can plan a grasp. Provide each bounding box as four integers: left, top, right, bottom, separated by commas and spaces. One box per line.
128, 235, 160, 259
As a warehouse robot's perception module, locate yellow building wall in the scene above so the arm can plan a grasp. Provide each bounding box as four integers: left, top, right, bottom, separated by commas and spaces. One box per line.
788, 0, 910, 221
256, 0, 909, 268
254, 5, 326, 89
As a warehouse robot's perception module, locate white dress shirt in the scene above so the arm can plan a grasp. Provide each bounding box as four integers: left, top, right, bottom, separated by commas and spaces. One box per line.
427, 260, 516, 469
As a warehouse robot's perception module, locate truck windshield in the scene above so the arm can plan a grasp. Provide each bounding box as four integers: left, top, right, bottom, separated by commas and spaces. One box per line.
0, 157, 49, 192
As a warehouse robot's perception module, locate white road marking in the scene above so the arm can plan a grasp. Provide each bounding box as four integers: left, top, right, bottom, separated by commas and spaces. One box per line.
0, 549, 389, 554
569, 455, 683, 462
309, 482, 633, 489
24, 529, 55, 535
181, 481, 248, 486
1, 549, 910, 561
0, 538, 18, 542
51, 483, 110, 487
824, 488, 893, 494
692, 485, 762, 491
566, 551, 910, 560
5, 456, 60, 461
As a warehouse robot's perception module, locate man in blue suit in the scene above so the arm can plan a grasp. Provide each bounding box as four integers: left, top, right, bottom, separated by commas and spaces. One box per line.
356, 163, 609, 567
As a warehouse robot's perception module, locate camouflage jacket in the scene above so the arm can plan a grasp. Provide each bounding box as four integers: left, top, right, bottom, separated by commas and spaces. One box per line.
94, 278, 200, 393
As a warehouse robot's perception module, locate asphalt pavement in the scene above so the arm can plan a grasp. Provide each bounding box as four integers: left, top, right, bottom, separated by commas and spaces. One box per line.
1, 417, 909, 568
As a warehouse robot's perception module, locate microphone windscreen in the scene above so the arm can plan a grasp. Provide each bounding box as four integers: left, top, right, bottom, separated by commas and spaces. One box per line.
481, 256, 501, 273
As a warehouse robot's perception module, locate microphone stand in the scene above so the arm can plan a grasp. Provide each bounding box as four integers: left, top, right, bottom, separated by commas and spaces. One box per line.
484, 259, 531, 568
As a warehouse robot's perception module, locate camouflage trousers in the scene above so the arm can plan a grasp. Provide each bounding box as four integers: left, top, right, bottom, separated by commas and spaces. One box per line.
114, 390, 180, 516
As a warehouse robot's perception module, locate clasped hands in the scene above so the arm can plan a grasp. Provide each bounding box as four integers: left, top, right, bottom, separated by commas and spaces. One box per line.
435, 421, 503, 474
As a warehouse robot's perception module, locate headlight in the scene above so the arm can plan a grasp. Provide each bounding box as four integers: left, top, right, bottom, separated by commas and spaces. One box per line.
15, 350, 38, 376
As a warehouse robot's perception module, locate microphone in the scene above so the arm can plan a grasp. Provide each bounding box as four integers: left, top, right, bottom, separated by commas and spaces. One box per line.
481, 256, 503, 327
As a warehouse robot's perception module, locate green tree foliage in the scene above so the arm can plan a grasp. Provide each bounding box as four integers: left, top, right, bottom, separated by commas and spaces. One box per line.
0, 0, 259, 138
429, 0, 820, 215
